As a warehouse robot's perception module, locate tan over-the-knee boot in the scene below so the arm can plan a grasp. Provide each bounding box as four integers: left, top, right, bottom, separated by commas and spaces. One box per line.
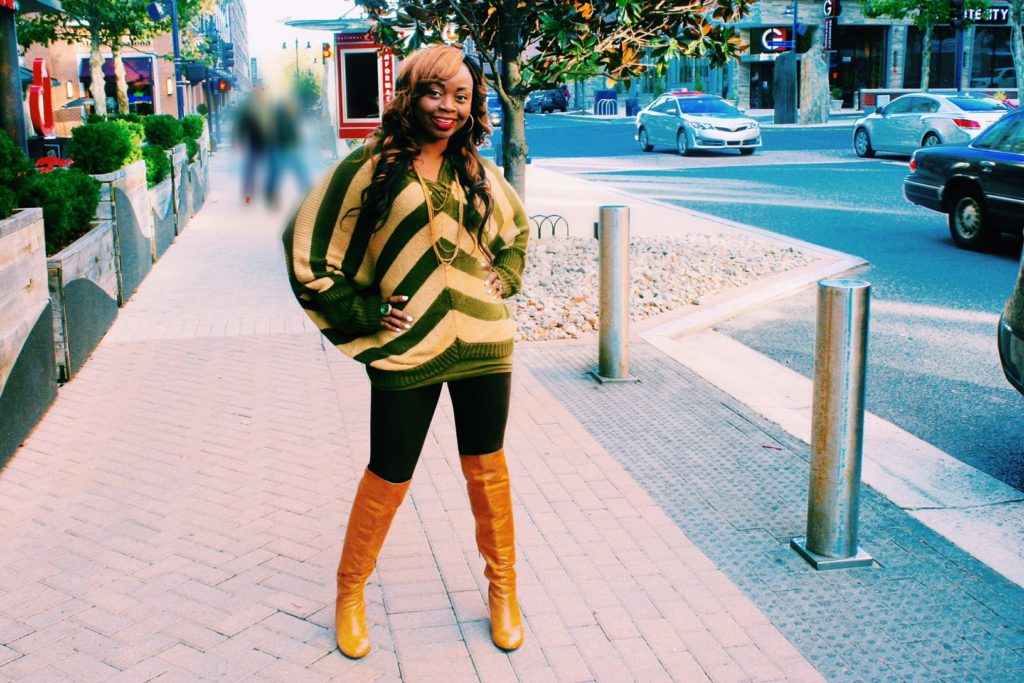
335, 468, 410, 659
460, 449, 523, 651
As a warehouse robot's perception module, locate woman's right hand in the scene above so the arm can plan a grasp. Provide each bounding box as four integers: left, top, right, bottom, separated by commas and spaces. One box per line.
381, 295, 414, 332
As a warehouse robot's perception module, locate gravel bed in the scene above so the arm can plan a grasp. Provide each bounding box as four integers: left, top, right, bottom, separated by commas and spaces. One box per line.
512, 234, 813, 341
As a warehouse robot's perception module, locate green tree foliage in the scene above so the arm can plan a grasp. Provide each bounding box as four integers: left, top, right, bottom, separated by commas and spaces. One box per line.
355, 0, 753, 197
18, 168, 101, 255
18, 0, 215, 115
862, 0, 988, 90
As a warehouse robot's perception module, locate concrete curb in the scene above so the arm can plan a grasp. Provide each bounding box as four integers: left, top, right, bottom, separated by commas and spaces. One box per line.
525, 163, 1024, 589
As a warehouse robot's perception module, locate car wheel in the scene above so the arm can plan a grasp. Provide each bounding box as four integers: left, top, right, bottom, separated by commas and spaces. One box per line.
676, 130, 690, 156
739, 148, 755, 156
923, 133, 942, 148
638, 128, 653, 152
854, 128, 875, 158
948, 188, 996, 250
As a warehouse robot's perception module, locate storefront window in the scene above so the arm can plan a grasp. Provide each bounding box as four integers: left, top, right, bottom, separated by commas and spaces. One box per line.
79, 56, 156, 115
827, 26, 886, 104
970, 27, 1015, 88
904, 26, 956, 89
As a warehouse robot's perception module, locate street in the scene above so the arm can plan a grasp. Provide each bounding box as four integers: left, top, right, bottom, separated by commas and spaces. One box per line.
524, 113, 1024, 491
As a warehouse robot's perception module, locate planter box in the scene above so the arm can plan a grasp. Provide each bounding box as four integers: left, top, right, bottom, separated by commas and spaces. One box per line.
0, 208, 57, 465
47, 220, 118, 382
149, 176, 175, 260
188, 159, 207, 214
170, 143, 192, 233
93, 159, 153, 306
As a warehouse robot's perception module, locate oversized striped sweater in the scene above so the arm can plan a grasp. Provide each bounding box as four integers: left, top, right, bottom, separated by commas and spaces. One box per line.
284, 146, 529, 390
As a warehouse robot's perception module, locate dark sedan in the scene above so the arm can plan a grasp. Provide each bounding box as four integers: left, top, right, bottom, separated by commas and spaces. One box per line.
1000, 249, 1024, 396
903, 109, 1024, 250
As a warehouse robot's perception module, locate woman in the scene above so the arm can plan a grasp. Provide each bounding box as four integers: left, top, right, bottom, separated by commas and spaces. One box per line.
283, 45, 529, 659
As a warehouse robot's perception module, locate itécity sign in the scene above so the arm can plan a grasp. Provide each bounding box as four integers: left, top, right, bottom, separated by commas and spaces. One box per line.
966, 5, 1010, 24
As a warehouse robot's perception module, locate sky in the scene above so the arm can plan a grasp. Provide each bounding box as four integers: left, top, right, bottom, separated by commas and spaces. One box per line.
245, 0, 359, 80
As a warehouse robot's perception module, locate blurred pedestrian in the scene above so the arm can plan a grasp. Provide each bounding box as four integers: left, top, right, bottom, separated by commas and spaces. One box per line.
266, 98, 312, 205
283, 45, 529, 659
233, 85, 273, 205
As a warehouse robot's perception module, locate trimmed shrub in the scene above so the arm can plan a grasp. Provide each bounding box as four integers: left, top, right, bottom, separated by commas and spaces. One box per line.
109, 113, 143, 124
144, 114, 184, 150
0, 130, 33, 218
0, 186, 16, 220
181, 114, 206, 140
18, 168, 101, 255
142, 145, 171, 188
185, 137, 200, 164
69, 121, 142, 175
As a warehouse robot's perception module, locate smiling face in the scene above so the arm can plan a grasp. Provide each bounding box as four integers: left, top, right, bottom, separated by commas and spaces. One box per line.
412, 63, 474, 147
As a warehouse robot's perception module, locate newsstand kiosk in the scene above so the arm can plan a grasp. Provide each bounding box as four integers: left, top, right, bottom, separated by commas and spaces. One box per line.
333, 30, 396, 140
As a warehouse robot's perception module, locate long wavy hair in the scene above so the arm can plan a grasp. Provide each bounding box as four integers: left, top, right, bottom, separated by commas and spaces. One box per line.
357, 45, 494, 246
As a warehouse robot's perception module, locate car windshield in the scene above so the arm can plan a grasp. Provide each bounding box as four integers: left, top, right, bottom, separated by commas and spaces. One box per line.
948, 97, 1007, 112
676, 97, 741, 116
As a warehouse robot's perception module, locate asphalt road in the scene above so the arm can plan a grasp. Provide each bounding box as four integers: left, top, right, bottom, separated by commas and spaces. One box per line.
523, 113, 1024, 491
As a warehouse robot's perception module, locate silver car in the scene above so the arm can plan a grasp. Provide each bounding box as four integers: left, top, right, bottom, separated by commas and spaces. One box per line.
636, 93, 761, 156
853, 93, 1008, 157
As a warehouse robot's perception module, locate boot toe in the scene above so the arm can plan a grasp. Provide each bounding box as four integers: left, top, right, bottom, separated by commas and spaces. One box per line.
337, 634, 371, 659
491, 624, 523, 651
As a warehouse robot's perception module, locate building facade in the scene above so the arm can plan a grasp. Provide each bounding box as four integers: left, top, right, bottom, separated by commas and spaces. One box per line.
728, 0, 1018, 109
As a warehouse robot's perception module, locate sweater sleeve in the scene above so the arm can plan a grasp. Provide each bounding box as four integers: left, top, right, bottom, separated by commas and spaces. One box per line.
487, 168, 530, 299
285, 152, 384, 336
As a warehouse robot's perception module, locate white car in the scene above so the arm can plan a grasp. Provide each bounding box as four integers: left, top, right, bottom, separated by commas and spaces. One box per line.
853, 92, 1009, 157
635, 92, 761, 156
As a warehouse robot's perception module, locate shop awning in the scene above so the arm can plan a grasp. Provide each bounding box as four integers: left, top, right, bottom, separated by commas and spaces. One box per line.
19, 65, 59, 86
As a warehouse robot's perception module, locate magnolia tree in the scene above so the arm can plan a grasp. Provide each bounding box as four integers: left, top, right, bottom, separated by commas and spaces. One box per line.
19, 0, 213, 117
354, 0, 753, 198
862, 0, 989, 91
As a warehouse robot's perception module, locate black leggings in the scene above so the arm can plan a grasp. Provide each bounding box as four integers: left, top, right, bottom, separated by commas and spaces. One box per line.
368, 373, 512, 483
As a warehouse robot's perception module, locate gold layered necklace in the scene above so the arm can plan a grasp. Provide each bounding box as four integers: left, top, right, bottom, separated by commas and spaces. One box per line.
413, 164, 477, 267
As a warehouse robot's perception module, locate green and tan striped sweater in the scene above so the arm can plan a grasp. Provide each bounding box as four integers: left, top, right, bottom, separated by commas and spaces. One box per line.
284, 146, 529, 390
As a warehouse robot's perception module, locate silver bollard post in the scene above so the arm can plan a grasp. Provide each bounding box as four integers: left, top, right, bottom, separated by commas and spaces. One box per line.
791, 279, 874, 570
590, 206, 637, 383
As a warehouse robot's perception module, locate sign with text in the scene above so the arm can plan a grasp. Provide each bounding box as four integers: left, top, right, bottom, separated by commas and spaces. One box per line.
965, 5, 1010, 24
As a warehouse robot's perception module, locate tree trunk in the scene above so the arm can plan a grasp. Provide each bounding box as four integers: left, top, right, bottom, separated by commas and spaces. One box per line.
1012, 0, 1024, 101
499, 0, 526, 200
89, 31, 107, 117
111, 45, 129, 115
920, 23, 933, 92
799, 25, 828, 124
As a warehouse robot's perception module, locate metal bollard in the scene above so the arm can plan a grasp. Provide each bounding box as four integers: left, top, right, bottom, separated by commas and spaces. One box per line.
791, 279, 874, 570
590, 206, 637, 383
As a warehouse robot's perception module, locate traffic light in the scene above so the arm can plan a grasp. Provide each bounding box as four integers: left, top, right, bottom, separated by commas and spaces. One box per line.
322, 42, 332, 60
222, 42, 235, 69
950, 0, 965, 28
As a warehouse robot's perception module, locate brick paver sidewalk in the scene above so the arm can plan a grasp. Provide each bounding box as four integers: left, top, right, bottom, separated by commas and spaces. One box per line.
0, 153, 822, 682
